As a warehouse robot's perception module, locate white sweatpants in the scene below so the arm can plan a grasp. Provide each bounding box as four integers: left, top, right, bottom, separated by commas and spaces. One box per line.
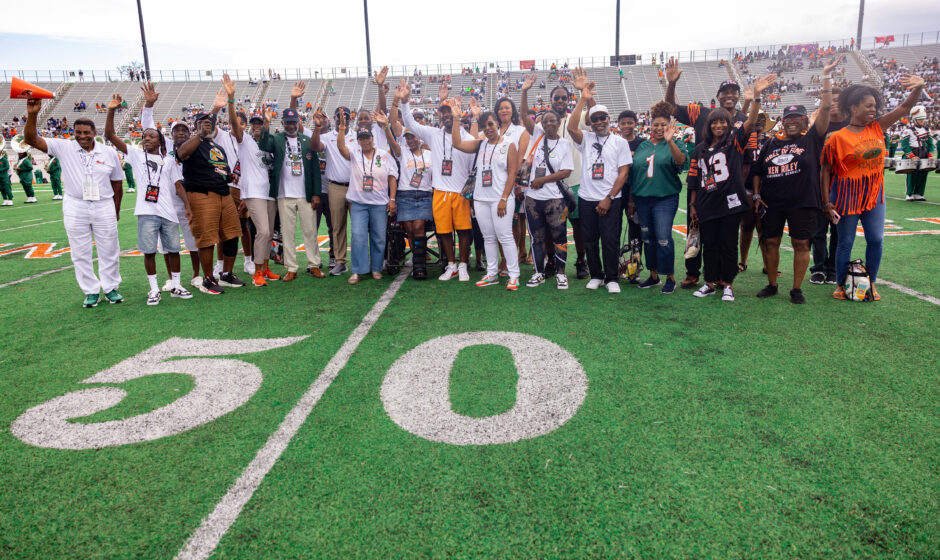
63, 195, 122, 295
474, 199, 519, 279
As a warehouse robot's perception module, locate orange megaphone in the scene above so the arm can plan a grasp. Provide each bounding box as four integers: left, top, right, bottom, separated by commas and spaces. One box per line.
10, 77, 55, 100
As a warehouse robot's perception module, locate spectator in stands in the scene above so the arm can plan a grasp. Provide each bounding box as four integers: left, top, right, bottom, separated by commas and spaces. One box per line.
822, 75, 925, 301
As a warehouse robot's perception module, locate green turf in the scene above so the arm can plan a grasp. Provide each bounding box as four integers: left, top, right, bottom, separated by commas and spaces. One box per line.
0, 174, 937, 559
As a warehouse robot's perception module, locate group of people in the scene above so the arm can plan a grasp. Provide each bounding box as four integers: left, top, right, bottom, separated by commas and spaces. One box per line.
14, 54, 931, 307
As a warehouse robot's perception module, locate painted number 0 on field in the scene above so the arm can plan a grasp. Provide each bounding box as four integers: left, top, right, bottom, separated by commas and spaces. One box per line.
11, 336, 307, 449
381, 332, 588, 445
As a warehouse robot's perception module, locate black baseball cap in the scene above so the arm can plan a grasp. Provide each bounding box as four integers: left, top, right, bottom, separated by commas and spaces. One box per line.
194, 112, 212, 123
782, 105, 807, 118
282, 109, 300, 123
717, 80, 740, 94
356, 127, 373, 139
248, 115, 264, 124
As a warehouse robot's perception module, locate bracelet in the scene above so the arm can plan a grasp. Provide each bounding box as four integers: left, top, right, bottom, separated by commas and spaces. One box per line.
227, 98, 235, 103
752, 193, 762, 201
390, 198, 395, 202
821, 89, 832, 93
470, 118, 478, 123
392, 104, 400, 108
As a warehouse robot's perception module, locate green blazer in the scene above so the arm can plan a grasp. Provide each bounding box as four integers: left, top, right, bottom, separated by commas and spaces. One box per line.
257, 128, 321, 201
0, 153, 9, 177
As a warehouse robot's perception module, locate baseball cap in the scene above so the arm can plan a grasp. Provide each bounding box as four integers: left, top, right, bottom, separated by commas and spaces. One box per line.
248, 115, 264, 124
193, 112, 212, 123
782, 105, 807, 118
402, 128, 418, 137
717, 80, 740, 94
282, 109, 300, 123
911, 105, 927, 120
171, 121, 190, 131
356, 127, 373, 139
588, 105, 609, 119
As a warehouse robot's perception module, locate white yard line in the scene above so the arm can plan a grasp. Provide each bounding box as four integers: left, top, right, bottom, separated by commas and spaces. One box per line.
174, 267, 411, 560
886, 196, 940, 206
0, 262, 83, 290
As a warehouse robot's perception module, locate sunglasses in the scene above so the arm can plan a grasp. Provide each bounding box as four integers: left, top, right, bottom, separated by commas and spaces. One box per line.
590, 114, 608, 123
552, 95, 568, 101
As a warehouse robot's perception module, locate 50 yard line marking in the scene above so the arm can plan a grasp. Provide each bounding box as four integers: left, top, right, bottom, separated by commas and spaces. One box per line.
175, 266, 411, 560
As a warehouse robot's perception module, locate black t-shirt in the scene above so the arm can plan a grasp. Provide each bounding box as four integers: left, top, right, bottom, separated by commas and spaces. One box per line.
626, 135, 645, 155
181, 138, 231, 195
688, 126, 749, 221
676, 104, 746, 148
755, 129, 825, 210
825, 119, 846, 142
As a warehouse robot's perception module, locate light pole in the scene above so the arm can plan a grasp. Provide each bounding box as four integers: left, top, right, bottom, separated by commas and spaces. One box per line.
856, 0, 864, 50
364, 0, 373, 77
136, 0, 152, 80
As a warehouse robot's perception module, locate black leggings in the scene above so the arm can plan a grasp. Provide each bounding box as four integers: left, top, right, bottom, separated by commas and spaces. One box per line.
524, 197, 568, 275
700, 213, 741, 285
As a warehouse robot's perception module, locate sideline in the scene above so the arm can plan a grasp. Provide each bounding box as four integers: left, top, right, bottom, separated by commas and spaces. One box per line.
174, 266, 411, 560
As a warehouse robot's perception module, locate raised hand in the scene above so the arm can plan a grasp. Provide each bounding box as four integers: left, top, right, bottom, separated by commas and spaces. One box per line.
447, 96, 462, 115
742, 85, 755, 102
212, 87, 227, 111
663, 118, 678, 140
665, 57, 682, 83
313, 108, 328, 128
522, 73, 537, 91
372, 110, 388, 128
141, 81, 159, 106
822, 54, 845, 76
396, 78, 410, 104
108, 93, 123, 110
469, 97, 481, 119
26, 98, 42, 115
290, 81, 306, 99
899, 73, 926, 89
374, 65, 389, 86
221, 73, 235, 100
572, 67, 589, 91
581, 82, 596, 101
337, 111, 347, 130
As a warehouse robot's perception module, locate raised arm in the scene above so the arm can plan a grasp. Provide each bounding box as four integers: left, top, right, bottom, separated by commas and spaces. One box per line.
105, 94, 129, 154
23, 99, 48, 153
336, 113, 351, 160
373, 110, 400, 157
743, 74, 777, 136
374, 66, 389, 114
814, 55, 841, 137
448, 98, 480, 153
310, 108, 326, 152
878, 74, 926, 130
389, 90, 403, 139
222, 74, 243, 143
397, 78, 436, 143
567, 69, 592, 145
210, 87, 226, 116
664, 119, 686, 166
664, 57, 682, 115
519, 73, 537, 135
289, 81, 305, 112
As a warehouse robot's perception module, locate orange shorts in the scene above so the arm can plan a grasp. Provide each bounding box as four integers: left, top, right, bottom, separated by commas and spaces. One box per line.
187, 191, 241, 248
432, 190, 471, 234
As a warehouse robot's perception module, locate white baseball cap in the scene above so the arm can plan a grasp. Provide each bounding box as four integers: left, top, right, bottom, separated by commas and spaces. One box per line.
588, 105, 609, 119
910, 105, 927, 120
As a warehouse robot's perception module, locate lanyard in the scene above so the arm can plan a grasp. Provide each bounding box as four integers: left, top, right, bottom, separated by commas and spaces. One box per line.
592, 133, 610, 164
145, 152, 164, 186
360, 148, 376, 176
482, 140, 498, 168
286, 136, 301, 159
540, 137, 559, 164
78, 148, 96, 175
441, 128, 453, 160
410, 150, 426, 173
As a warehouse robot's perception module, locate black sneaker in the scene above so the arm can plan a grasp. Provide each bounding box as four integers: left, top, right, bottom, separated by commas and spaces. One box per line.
809, 271, 826, 284
200, 276, 224, 295
756, 284, 779, 298
790, 288, 806, 304
637, 276, 661, 289
218, 272, 245, 287
825, 272, 837, 285
575, 259, 589, 279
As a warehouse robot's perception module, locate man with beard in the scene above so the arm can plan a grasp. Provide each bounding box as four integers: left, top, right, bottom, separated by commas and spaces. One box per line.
24, 99, 124, 307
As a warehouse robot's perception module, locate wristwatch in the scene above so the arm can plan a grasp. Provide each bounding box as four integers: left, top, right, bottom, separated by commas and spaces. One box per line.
607, 194, 615, 201
752, 194, 762, 201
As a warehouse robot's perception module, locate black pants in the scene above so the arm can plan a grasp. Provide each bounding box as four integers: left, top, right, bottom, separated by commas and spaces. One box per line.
810, 211, 837, 275
700, 213, 741, 285
623, 202, 643, 256
685, 188, 702, 278
316, 189, 334, 260
524, 197, 568, 274
579, 197, 622, 282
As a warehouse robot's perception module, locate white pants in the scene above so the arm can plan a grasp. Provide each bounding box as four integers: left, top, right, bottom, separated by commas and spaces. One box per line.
63, 195, 121, 295
278, 197, 320, 272
474, 199, 519, 279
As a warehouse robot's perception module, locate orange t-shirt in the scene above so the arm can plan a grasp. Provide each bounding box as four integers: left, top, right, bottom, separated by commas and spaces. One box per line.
821, 121, 885, 215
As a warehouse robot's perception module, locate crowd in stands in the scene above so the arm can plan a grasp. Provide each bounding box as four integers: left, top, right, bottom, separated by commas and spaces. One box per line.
872, 54, 940, 133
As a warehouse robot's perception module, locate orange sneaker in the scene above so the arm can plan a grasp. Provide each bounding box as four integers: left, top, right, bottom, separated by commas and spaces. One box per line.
252, 270, 267, 287
263, 266, 280, 281
833, 287, 847, 300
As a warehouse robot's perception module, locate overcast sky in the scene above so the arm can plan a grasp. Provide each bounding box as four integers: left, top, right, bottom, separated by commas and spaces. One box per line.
2, 0, 938, 75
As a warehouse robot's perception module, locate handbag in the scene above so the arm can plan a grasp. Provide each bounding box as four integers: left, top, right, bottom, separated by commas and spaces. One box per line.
844, 259, 873, 301
684, 223, 701, 259
537, 135, 577, 213
460, 142, 482, 200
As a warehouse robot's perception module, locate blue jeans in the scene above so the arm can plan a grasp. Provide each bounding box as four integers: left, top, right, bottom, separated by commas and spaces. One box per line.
634, 194, 679, 276
835, 200, 885, 284
349, 201, 387, 274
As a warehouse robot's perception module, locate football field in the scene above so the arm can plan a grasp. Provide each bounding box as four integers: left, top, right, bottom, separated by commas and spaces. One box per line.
0, 173, 938, 559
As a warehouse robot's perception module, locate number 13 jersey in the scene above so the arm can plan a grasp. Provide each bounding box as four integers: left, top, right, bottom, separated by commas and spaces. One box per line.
687, 125, 749, 221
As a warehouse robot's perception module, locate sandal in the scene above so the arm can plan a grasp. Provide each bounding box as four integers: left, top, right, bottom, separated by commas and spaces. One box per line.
738, 262, 747, 273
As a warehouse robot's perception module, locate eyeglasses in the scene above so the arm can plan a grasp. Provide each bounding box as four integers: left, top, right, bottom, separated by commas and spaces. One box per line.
552, 95, 568, 101
590, 114, 608, 123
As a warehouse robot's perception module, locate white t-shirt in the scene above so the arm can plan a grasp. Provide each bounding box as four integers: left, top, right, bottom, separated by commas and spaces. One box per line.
237, 134, 274, 200
556, 113, 588, 186
323, 130, 357, 183
346, 147, 397, 206
398, 148, 433, 192
213, 129, 240, 188
573, 131, 632, 201
399, 102, 476, 193
496, 123, 528, 150
279, 135, 306, 199
473, 138, 514, 203
126, 146, 179, 222
525, 134, 574, 201
44, 138, 124, 200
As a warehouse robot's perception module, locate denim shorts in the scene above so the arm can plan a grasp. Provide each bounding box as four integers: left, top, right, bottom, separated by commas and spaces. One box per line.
396, 189, 433, 222
137, 214, 180, 254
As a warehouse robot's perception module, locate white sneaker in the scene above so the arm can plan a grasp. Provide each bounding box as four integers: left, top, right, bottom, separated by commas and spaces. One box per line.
161, 279, 174, 292
127, 188, 136, 193
527, 273, 545, 287
25, 197, 37, 203
556, 274, 568, 290
190, 276, 203, 288
1, 200, 12, 206
586, 278, 603, 290
694, 284, 716, 298
170, 286, 193, 299
438, 263, 458, 281
213, 261, 223, 277
722, 285, 735, 302
146, 290, 161, 306
606, 281, 621, 294
905, 194, 915, 201
914, 194, 926, 201
457, 262, 470, 281
243, 260, 256, 275
52, 195, 63, 200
